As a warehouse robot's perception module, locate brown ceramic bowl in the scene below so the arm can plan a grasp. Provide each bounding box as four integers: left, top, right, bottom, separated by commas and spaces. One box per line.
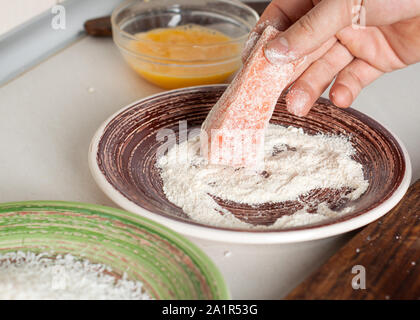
89, 85, 411, 243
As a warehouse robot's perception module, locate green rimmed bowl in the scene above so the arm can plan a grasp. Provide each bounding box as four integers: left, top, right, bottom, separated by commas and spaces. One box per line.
0, 201, 229, 300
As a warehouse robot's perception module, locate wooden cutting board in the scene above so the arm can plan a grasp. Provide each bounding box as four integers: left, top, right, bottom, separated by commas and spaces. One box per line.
286, 180, 420, 300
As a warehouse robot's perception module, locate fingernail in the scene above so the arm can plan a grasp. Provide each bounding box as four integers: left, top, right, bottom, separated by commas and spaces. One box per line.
264, 37, 291, 65
330, 84, 353, 108
286, 89, 310, 117
241, 31, 259, 62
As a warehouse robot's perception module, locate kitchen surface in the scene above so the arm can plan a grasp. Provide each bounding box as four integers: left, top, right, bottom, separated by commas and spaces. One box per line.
0, 0, 419, 299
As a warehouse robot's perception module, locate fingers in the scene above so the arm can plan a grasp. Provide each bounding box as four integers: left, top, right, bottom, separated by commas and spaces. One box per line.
363, 0, 420, 26
330, 59, 383, 108
380, 17, 420, 65
264, 0, 420, 65
265, 0, 354, 64
337, 26, 407, 72
288, 36, 337, 84
242, 0, 315, 62
286, 42, 354, 116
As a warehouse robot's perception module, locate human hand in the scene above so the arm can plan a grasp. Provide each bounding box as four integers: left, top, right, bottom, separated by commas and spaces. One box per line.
243, 0, 420, 116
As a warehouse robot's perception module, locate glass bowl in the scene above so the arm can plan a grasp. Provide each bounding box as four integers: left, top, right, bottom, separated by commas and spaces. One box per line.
111, 0, 259, 89
0, 201, 229, 299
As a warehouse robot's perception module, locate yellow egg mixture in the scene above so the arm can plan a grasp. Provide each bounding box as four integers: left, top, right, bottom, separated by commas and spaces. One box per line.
126, 25, 241, 89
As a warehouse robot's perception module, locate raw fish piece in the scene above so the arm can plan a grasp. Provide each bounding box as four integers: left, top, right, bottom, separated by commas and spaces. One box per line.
201, 25, 301, 168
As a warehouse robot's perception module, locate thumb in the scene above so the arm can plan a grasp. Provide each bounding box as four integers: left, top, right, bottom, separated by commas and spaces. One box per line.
264, 0, 354, 64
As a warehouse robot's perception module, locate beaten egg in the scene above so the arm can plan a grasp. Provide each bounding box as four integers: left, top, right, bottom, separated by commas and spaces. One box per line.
125, 25, 241, 89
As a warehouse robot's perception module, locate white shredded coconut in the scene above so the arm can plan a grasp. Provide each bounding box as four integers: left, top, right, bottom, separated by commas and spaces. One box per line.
157, 123, 369, 229
0, 251, 152, 300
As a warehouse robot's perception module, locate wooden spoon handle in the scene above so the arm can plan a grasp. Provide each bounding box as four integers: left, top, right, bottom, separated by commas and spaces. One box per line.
84, 16, 113, 37
286, 180, 420, 300
84, 1, 270, 37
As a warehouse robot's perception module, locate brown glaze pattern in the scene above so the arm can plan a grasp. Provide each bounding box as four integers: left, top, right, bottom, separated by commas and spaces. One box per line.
211, 187, 353, 226
96, 85, 406, 231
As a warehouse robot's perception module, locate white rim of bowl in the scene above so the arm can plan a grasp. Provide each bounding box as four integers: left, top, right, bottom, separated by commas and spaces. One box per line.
88, 85, 412, 244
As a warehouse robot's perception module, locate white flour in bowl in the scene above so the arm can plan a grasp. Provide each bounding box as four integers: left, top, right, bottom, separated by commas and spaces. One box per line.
0, 251, 152, 300
156, 123, 369, 229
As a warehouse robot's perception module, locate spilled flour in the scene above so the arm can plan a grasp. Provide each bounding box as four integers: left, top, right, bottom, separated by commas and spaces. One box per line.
156, 124, 369, 229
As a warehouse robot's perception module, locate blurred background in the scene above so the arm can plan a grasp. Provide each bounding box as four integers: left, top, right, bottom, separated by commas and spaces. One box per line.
0, 0, 266, 35
0, 0, 66, 35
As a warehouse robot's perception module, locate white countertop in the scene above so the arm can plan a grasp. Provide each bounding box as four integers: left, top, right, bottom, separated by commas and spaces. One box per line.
1, 36, 419, 299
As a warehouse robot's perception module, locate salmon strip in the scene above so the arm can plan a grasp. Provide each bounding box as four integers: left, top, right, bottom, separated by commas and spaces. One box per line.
201, 25, 302, 168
